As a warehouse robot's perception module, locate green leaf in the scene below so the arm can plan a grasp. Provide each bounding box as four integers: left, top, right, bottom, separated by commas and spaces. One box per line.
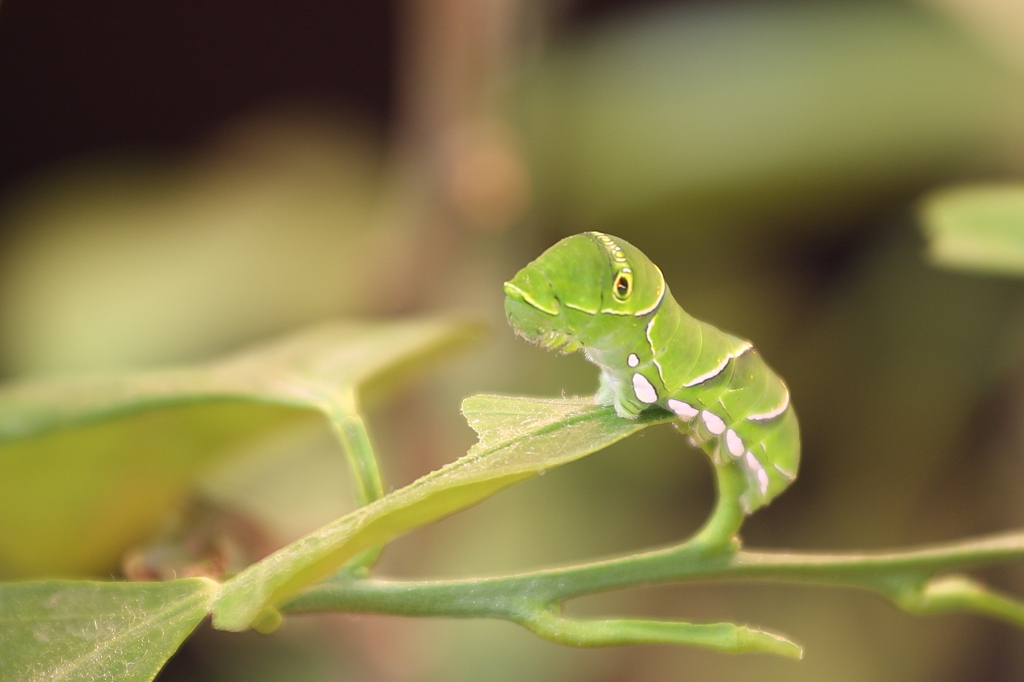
212, 395, 675, 631
920, 184, 1024, 276
0, 318, 480, 577
0, 578, 218, 682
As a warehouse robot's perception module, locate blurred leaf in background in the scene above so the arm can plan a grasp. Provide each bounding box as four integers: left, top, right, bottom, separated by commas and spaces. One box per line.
921, 184, 1024, 276
0, 110, 426, 376
518, 2, 1024, 236
0, 319, 476, 578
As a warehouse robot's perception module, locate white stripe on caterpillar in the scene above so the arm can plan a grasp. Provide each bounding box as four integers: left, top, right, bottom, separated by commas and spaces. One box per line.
747, 387, 790, 422
682, 341, 752, 388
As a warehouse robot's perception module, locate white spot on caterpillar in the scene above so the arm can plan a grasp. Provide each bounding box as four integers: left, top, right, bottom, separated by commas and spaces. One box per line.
747, 387, 790, 422
631, 373, 658, 404
701, 411, 726, 435
668, 399, 699, 419
726, 429, 744, 457
627, 353, 639, 368
743, 452, 770, 495
757, 468, 770, 495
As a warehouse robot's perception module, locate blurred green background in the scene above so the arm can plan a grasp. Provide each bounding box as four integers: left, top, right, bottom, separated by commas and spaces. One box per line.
3, 0, 1024, 679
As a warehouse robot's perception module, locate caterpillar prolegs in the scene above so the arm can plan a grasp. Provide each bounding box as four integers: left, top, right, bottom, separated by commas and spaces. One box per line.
503, 232, 799, 513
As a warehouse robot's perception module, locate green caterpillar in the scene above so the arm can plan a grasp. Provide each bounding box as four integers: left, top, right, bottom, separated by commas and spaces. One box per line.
504, 232, 799, 513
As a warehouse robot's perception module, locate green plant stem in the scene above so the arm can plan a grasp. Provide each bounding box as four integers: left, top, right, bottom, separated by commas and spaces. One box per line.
328, 388, 385, 573
519, 607, 802, 658
282, 528, 1024, 636
329, 389, 384, 506
279, 389, 1024, 653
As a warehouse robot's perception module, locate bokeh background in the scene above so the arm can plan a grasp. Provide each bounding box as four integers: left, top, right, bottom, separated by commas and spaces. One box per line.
3, 0, 1024, 680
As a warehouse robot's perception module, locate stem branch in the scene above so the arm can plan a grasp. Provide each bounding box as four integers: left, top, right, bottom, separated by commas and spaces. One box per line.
281, 528, 1024, 648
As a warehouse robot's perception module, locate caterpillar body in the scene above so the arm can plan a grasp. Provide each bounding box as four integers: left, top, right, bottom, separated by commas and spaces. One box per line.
503, 232, 799, 513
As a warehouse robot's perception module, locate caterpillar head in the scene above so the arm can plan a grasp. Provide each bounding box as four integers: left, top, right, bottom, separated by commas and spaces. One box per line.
504, 232, 666, 352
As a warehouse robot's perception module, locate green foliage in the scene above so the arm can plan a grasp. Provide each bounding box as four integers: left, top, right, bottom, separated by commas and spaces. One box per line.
14, 201, 1024, 678
2, 0, 1023, 678
0, 319, 478, 577
213, 395, 672, 632
517, 3, 1021, 232
0, 578, 217, 682
5, 312, 1024, 677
